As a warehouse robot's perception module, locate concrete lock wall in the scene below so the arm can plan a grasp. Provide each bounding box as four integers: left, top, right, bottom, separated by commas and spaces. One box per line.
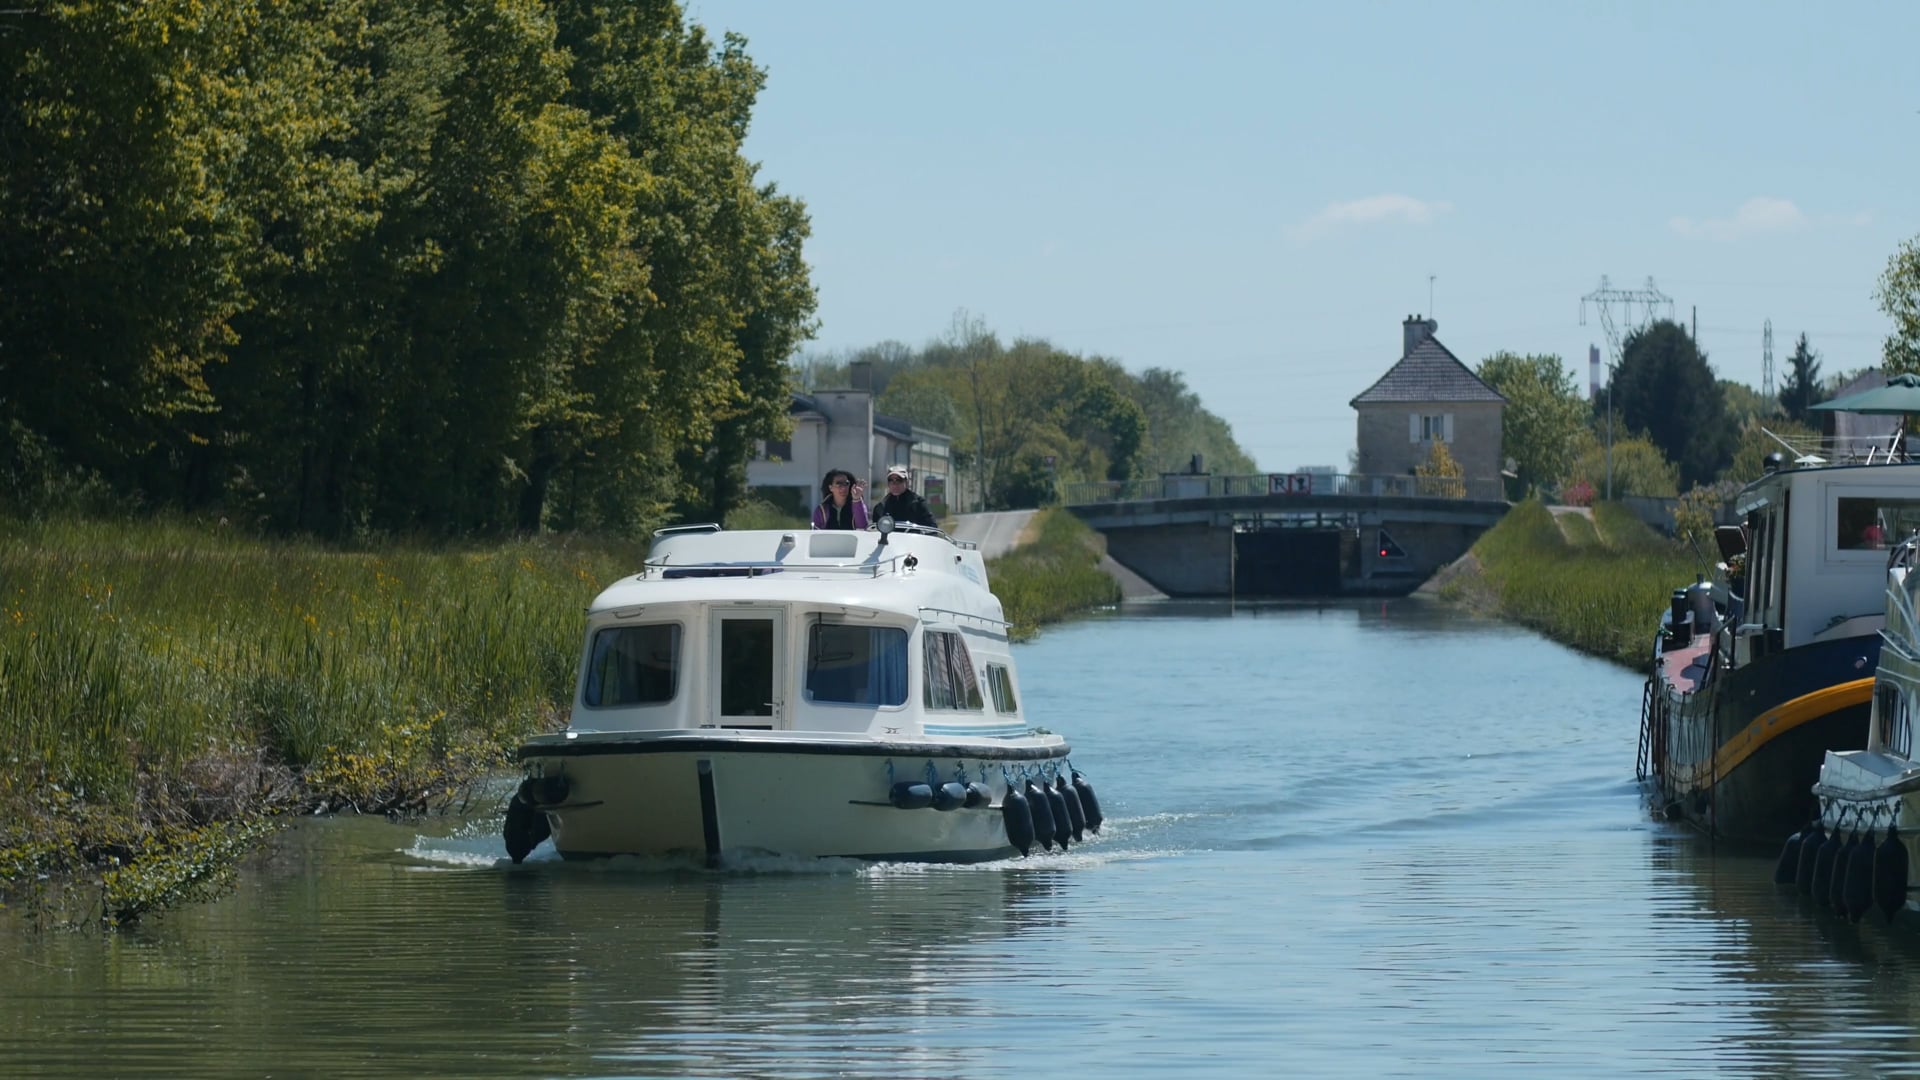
1102, 521, 1233, 596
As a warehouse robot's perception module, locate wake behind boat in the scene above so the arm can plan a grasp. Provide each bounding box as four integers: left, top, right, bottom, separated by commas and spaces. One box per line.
1639, 443, 1920, 842
504, 517, 1103, 865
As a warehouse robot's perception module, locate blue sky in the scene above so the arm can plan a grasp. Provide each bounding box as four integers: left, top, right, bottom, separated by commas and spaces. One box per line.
688, 0, 1919, 471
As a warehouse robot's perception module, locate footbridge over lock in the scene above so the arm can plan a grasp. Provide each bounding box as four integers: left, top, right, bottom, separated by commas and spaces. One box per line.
1063, 473, 1511, 598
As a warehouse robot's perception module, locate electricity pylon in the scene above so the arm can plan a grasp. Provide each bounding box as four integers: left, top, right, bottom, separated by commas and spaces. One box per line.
1579, 275, 1675, 364
1579, 276, 1675, 501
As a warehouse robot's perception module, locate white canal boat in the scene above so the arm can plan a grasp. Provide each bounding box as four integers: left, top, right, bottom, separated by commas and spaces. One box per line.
1784, 536, 1919, 921
504, 518, 1103, 864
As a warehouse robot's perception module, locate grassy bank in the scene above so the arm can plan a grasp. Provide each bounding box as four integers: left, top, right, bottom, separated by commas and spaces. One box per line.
0, 516, 644, 926
1428, 499, 1701, 668
987, 509, 1122, 641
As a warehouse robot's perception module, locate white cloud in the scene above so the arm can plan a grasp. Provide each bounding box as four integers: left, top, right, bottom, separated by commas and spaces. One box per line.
1669, 197, 1807, 241
1291, 194, 1453, 240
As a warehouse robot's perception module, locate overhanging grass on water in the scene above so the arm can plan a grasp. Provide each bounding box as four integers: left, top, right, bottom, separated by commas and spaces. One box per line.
0, 515, 645, 924
1433, 499, 1701, 668
987, 509, 1121, 641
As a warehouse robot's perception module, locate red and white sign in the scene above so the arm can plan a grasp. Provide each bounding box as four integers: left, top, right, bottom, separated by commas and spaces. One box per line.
1268, 473, 1312, 495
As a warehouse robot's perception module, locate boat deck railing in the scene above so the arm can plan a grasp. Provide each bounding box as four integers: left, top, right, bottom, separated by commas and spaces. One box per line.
644, 555, 912, 579
1765, 427, 1914, 467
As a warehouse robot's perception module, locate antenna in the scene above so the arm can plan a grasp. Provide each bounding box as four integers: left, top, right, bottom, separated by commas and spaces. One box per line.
1762, 319, 1775, 399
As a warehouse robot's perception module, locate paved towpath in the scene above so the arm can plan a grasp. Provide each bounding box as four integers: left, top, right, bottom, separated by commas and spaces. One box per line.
946, 509, 1037, 559
949, 509, 1167, 600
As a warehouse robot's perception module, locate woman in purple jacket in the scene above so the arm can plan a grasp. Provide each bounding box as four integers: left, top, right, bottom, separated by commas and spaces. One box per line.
810, 469, 869, 530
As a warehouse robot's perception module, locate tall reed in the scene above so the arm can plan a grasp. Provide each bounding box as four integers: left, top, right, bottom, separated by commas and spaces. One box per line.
0, 516, 646, 907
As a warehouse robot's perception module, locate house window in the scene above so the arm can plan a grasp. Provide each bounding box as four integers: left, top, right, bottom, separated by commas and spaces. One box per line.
760, 438, 792, 462
1409, 414, 1453, 443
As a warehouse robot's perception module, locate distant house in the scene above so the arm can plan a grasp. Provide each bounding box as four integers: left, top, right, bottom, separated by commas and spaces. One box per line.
747, 376, 964, 517
1349, 316, 1505, 497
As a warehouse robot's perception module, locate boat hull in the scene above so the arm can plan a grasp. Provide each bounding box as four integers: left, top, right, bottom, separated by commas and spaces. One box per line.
1810, 750, 1920, 917
516, 731, 1073, 863
1649, 633, 1877, 844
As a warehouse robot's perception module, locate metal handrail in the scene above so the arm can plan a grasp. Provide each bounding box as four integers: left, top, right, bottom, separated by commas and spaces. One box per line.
1060, 472, 1506, 506
642, 555, 906, 579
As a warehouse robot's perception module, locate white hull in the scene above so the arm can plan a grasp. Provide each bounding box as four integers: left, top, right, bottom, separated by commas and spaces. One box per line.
521, 729, 1075, 863
1809, 750, 1920, 915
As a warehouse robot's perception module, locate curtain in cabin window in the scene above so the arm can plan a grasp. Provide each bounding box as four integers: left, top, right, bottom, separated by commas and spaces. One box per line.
583, 624, 681, 707
806, 623, 908, 706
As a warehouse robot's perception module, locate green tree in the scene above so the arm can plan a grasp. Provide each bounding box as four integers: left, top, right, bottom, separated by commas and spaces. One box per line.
1475, 351, 1585, 500
1721, 379, 1781, 425
1567, 435, 1678, 498
1613, 320, 1732, 489
1877, 236, 1920, 377
1724, 416, 1819, 487
1414, 438, 1466, 498
1778, 333, 1824, 423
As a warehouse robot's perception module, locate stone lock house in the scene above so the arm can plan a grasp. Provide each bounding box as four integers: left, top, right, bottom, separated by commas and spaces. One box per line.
1349, 316, 1505, 500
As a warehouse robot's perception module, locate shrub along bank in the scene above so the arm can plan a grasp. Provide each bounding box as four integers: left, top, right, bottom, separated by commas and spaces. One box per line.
0, 516, 644, 927
986, 509, 1122, 641
1427, 499, 1701, 668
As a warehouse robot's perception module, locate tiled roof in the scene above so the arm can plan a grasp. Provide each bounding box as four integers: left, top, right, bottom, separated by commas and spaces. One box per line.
873, 413, 915, 441
1349, 336, 1506, 406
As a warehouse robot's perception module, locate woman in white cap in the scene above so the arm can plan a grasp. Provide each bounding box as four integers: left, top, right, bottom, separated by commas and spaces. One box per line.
873, 464, 937, 528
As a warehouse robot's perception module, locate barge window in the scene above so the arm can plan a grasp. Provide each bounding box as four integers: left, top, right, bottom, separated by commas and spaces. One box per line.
986, 664, 1018, 714
923, 631, 985, 711
582, 623, 680, 707
806, 622, 908, 706
1837, 497, 1920, 551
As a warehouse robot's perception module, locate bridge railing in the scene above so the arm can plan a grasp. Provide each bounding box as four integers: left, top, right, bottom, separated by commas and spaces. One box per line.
1061, 473, 1506, 506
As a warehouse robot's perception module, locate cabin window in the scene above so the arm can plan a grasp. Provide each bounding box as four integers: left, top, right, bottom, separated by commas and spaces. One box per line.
1876, 681, 1912, 757
805, 622, 909, 706
923, 630, 985, 711
986, 663, 1018, 714
582, 623, 680, 707
1836, 496, 1920, 551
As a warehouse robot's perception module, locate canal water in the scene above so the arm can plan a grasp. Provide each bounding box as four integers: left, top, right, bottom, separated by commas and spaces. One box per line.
7, 600, 1920, 1077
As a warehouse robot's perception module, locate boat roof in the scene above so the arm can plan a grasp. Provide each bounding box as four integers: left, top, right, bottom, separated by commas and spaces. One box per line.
586, 525, 1005, 628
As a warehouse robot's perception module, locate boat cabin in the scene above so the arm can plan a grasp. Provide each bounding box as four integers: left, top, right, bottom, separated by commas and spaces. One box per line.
1734, 464, 1920, 665
567, 526, 1028, 739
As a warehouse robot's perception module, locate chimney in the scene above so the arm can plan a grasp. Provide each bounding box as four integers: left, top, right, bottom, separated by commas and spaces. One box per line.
1402, 314, 1437, 356
849, 360, 873, 392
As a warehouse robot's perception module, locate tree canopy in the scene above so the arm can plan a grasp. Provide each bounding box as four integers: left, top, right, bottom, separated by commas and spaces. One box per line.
1877, 236, 1920, 377
0, 0, 816, 536
1611, 320, 1731, 490
1474, 352, 1585, 500
813, 314, 1253, 510
1778, 333, 1824, 423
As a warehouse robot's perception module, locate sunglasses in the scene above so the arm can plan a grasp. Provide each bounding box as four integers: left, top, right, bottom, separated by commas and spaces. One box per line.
887, 476, 906, 483
830, 480, 850, 487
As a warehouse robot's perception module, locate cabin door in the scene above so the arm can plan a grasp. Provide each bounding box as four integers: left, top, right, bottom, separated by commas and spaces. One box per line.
713, 607, 784, 729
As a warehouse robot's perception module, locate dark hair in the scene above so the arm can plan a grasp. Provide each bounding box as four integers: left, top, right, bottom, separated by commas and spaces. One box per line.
820, 469, 858, 500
